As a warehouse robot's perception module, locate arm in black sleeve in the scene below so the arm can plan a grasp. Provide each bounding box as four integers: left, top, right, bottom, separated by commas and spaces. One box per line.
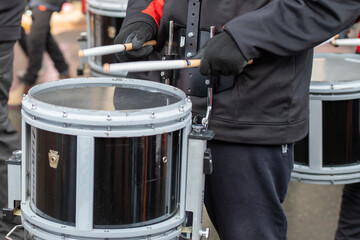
225, 0, 360, 61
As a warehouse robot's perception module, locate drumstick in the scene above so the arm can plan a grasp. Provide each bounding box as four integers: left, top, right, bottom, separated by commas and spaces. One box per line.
331, 38, 360, 46
78, 40, 157, 57
103, 59, 253, 74
103, 59, 201, 73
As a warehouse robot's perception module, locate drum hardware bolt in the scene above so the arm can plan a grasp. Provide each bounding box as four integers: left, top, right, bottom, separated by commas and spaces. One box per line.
188, 32, 194, 38
31, 104, 36, 110
32, 116, 37, 120
62, 111, 67, 117
107, 114, 111, 121
160, 71, 165, 77
186, 52, 193, 58
186, 96, 191, 102
187, 88, 191, 93
107, 126, 111, 131
205, 79, 210, 86
61, 225, 66, 228
179, 118, 184, 122
22, 94, 27, 99
104, 230, 109, 232
150, 112, 156, 119
200, 228, 210, 238
31, 215, 35, 218
179, 106, 184, 112
63, 123, 67, 128
147, 226, 152, 229
151, 124, 155, 129
163, 156, 168, 163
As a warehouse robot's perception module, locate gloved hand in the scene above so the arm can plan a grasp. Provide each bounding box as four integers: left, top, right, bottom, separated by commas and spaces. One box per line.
195, 31, 247, 76
114, 22, 155, 62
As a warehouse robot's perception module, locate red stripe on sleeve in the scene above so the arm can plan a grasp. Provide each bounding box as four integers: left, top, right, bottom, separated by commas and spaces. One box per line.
142, 0, 165, 27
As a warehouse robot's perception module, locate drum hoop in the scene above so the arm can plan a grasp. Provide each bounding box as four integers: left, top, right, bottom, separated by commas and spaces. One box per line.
311, 53, 360, 94
87, 0, 128, 13
22, 110, 192, 137
21, 201, 185, 239
22, 78, 192, 129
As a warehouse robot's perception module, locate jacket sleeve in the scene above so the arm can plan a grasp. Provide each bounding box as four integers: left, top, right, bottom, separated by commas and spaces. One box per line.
121, 0, 164, 33
225, 0, 360, 61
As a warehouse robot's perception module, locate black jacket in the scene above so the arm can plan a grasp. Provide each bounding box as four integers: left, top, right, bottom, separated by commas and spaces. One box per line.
122, 0, 360, 145
0, 0, 26, 42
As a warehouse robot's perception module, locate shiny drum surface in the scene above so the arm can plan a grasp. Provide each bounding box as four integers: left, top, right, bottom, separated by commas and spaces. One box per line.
293, 53, 360, 184
21, 78, 191, 239
87, 0, 128, 76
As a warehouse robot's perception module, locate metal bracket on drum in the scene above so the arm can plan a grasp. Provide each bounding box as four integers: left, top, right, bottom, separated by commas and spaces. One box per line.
184, 125, 214, 240
2, 150, 22, 222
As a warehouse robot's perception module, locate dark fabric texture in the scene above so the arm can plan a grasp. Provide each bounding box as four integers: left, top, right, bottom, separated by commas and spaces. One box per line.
114, 22, 155, 62
335, 183, 360, 240
196, 31, 247, 76
119, 0, 360, 145
0, 0, 25, 42
22, 7, 69, 85
0, 43, 23, 240
204, 140, 294, 240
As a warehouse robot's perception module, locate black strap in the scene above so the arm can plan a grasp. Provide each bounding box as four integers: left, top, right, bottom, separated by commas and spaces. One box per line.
185, 0, 201, 58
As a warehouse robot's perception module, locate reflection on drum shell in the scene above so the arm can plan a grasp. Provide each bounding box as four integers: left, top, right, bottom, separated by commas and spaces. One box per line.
93, 132, 183, 228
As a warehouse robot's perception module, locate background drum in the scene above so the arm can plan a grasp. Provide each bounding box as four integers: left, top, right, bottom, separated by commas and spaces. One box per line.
85, 0, 128, 77
20, 78, 192, 239
292, 53, 360, 184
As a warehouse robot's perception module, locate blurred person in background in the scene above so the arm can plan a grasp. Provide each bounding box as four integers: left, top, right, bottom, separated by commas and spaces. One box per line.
19, 0, 70, 93
0, 0, 26, 239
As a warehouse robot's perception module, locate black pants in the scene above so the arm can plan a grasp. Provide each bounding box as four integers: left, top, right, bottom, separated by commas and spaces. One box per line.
22, 7, 68, 85
0, 42, 23, 240
204, 140, 294, 240
335, 183, 360, 240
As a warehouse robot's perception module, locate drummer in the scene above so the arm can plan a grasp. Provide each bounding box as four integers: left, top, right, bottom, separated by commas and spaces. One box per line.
113, 1, 360, 239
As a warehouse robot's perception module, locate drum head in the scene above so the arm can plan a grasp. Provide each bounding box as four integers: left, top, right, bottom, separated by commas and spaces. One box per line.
23, 78, 191, 134
32, 83, 181, 111
311, 53, 360, 94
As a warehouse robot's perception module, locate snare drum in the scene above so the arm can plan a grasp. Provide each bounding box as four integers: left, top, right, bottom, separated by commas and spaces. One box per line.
292, 53, 360, 184
86, 0, 128, 77
20, 78, 192, 239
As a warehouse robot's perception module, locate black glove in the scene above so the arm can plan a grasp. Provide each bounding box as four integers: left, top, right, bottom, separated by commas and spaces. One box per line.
114, 22, 155, 62
196, 31, 247, 76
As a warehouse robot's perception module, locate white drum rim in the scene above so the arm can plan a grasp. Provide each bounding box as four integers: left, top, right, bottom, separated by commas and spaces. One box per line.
87, 0, 128, 12
310, 53, 360, 95
22, 78, 192, 132
21, 201, 185, 239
